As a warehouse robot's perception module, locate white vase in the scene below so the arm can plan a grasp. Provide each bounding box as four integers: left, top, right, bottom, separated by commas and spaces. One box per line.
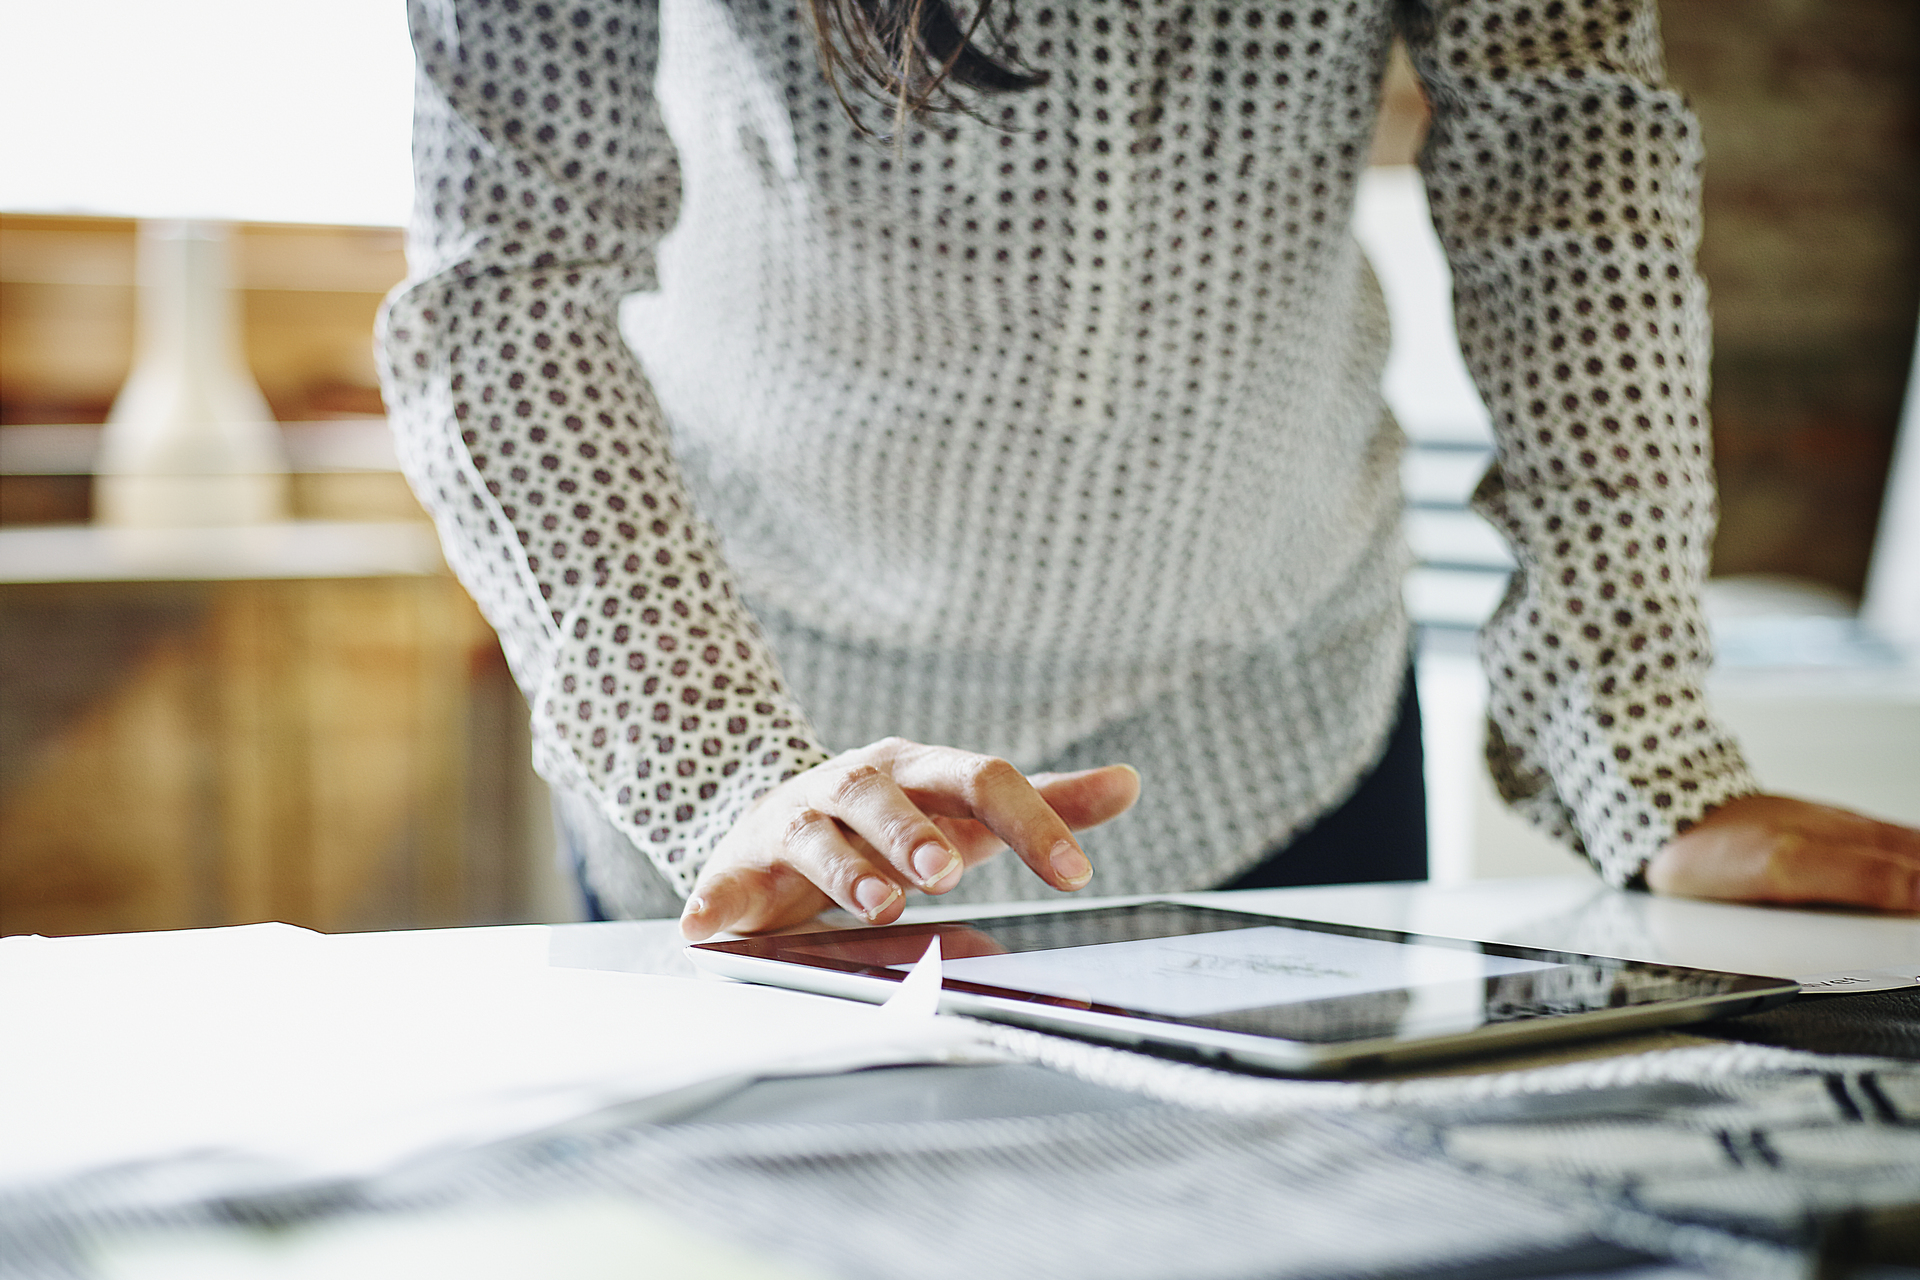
95, 220, 288, 527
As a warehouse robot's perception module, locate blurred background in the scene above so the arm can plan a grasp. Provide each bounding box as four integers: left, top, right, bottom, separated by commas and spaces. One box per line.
1, 0, 1916, 936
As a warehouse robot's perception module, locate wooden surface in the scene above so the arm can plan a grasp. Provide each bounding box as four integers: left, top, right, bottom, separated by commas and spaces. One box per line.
0, 574, 541, 937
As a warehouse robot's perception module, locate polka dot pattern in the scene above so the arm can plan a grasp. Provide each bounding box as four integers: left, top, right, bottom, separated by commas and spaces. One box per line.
1408, 0, 1756, 879
380, 0, 1754, 910
382, 0, 831, 901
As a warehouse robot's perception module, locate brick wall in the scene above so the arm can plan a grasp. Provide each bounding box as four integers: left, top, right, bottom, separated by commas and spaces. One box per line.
1661, 0, 1920, 595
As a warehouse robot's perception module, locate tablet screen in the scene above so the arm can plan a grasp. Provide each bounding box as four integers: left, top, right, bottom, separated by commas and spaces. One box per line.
719, 901, 1786, 1045
900, 925, 1558, 1017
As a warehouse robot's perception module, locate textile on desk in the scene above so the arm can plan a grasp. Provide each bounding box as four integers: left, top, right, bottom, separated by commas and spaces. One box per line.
972, 1031, 1920, 1276
1701, 988, 1920, 1062
9, 1039, 1917, 1280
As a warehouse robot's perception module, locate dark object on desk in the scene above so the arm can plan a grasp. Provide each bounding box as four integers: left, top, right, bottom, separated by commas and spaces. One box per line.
1703, 987, 1920, 1061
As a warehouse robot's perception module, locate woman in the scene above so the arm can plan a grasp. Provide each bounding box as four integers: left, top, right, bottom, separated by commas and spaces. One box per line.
380, 0, 1920, 936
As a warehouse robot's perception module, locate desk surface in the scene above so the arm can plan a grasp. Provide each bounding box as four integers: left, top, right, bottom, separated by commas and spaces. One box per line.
11, 878, 1919, 1280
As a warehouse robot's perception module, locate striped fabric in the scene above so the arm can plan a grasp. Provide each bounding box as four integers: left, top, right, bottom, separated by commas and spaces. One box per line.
10, 1038, 1915, 1279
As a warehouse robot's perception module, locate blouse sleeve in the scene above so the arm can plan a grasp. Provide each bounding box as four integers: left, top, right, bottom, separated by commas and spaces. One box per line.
1398, 0, 1758, 884
378, 0, 830, 900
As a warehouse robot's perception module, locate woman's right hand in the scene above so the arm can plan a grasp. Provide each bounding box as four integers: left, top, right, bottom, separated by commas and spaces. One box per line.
678, 738, 1141, 940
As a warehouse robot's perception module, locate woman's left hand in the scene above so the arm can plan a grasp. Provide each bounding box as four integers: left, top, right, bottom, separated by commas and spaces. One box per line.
1647, 793, 1920, 912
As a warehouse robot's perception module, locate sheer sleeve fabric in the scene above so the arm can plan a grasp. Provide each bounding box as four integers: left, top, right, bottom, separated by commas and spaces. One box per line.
378, 0, 830, 901
1400, 0, 1758, 884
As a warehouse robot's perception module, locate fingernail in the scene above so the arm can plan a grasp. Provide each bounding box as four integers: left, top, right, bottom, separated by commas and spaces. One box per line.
853, 876, 902, 920
1050, 840, 1092, 888
912, 842, 962, 888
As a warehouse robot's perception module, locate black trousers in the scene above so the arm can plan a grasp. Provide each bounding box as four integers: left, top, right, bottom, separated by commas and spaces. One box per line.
1216, 666, 1429, 890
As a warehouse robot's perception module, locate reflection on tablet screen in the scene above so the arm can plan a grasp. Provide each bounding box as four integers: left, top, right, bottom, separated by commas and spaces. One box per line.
890, 926, 1560, 1018
742, 901, 1789, 1050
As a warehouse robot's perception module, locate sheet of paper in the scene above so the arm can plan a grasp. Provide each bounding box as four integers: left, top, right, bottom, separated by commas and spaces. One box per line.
882, 936, 944, 1020
919, 926, 1558, 1017
0, 924, 994, 1197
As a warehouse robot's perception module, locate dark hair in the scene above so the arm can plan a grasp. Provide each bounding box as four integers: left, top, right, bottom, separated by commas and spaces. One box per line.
805, 1, 1046, 134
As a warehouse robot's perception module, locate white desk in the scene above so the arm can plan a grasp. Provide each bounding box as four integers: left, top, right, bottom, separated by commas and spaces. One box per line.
7, 879, 1917, 1280
1201, 877, 1920, 988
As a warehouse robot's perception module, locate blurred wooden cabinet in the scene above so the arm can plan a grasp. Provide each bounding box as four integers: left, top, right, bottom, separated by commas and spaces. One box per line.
2, 214, 561, 937
0, 528, 552, 937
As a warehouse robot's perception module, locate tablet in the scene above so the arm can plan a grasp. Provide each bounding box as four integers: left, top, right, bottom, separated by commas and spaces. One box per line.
688, 901, 1800, 1074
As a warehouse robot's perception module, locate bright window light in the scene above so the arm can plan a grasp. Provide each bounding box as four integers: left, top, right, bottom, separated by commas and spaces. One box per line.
0, 0, 414, 227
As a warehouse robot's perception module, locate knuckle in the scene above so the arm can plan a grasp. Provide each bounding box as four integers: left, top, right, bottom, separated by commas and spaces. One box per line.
828, 763, 889, 809
1878, 862, 1918, 909
783, 806, 834, 847
1756, 830, 1806, 892
968, 755, 1023, 796
772, 814, 864, 892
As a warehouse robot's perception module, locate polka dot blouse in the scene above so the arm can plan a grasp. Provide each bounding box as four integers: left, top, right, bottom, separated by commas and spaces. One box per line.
379, 0, 1757, 915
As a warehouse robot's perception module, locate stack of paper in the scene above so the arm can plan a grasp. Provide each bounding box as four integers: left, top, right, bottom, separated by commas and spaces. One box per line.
0, 923, 990, 1199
